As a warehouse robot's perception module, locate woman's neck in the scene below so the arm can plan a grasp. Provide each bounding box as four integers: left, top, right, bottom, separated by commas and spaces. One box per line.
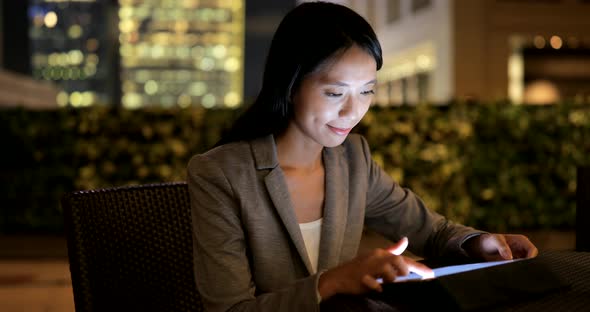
275, 129, 323, 172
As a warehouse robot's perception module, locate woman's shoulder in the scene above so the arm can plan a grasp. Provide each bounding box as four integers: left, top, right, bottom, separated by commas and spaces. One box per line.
187, 140, 254, 174
202, 140, 252, 159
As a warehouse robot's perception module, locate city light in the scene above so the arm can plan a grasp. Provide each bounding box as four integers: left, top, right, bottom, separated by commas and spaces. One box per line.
27, 0, 244, 108
508, 50, 524, 105
29, 0, 113, 106
44, 11, 58, 28
118, 0, 244, 108
550, 35, 563, 49
533, 35, 546, 49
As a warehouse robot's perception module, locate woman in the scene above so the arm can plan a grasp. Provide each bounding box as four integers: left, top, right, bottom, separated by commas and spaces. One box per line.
187, 2, 538, 311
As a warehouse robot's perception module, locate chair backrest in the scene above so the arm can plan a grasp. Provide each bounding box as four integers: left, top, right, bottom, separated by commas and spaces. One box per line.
61, 182, 203, 312
578, 167, 590, 252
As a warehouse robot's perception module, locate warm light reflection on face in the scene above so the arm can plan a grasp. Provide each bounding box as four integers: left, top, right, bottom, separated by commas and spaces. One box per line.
290, 45, 377, 148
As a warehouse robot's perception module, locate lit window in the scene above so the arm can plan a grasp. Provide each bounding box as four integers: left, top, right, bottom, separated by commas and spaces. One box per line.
202, 94, 216, 108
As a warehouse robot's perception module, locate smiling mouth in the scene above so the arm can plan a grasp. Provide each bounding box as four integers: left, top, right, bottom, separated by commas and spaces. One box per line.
327, 125, 352, 136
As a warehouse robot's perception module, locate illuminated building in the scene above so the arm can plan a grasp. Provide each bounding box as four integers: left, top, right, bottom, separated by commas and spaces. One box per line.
28, 0, 117, 107
118, 0, 245, 109
0, 1, 59, 109
301, 0, 590, 105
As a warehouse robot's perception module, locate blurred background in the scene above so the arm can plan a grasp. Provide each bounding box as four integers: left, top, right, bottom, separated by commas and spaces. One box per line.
0, 0, 589, 310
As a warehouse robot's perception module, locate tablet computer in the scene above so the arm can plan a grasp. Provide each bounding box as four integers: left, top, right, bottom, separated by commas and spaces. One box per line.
373, 254, 570, 311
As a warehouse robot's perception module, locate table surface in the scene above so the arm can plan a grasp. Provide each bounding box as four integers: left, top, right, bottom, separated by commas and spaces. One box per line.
320, 250, 590, 312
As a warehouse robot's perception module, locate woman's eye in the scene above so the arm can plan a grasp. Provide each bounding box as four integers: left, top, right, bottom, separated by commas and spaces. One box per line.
325, 92, 343, 97
361, 90, 375, 95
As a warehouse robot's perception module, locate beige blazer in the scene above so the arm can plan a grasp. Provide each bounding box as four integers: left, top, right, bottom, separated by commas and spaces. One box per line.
187, 134, 483, 312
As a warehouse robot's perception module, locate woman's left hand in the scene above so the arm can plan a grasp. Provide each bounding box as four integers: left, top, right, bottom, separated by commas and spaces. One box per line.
463, 233, 539, 261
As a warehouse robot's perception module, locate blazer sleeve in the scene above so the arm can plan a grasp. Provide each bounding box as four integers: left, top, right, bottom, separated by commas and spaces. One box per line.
358, 136, 486, 259
187, 153, 321, 312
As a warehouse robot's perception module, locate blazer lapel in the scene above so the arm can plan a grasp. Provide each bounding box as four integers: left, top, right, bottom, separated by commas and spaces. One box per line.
252, 135, 314, 274
251, 135, 349, 275
264, 169, 314, 274
318, 146, 349, 271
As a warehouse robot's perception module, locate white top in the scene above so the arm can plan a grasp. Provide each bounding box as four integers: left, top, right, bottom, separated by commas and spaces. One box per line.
299, 218, 323, 274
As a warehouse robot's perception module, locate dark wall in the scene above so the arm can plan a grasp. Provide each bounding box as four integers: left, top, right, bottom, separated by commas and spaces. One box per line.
244, 0, 296, 104
1, 1, 30, 74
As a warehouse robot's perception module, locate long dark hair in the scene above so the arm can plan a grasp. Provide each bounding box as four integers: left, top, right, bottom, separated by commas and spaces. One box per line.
216, 1, 383, 146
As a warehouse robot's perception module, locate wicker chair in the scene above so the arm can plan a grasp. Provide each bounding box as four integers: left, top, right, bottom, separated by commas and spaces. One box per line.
61, 182, 203, 312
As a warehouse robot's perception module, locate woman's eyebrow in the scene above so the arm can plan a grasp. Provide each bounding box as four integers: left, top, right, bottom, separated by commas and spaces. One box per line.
322, 79, 377, 86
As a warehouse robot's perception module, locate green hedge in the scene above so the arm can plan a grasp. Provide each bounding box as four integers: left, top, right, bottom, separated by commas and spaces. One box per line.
1, 102, 589, 234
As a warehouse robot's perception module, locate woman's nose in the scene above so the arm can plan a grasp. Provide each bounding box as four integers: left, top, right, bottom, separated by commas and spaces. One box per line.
339, 95, 364, 120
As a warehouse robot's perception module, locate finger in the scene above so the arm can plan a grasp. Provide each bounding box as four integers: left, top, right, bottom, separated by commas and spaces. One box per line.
527, 245, 539, 258
494, 235, 513, 260
518, 235, 538, 258
361, 274, 382, 292
380, 262, 397, 283
506, 235, 538, 259
482, 234, 513, 260
389, 255, 409, 276
405, 258, 435, 279
387, 237, 408, 256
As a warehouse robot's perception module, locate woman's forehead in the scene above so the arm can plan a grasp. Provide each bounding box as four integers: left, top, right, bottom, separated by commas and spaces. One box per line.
310, 48, 377, 85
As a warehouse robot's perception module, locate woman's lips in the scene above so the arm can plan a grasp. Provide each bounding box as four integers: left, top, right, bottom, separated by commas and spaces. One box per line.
328, 125, 352, 136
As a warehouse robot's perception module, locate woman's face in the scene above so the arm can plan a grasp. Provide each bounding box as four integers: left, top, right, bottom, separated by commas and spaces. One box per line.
290, 45, 377, 148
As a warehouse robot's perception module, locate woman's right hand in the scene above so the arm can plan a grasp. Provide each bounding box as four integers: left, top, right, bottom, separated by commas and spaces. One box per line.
317, 237, 433, 300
